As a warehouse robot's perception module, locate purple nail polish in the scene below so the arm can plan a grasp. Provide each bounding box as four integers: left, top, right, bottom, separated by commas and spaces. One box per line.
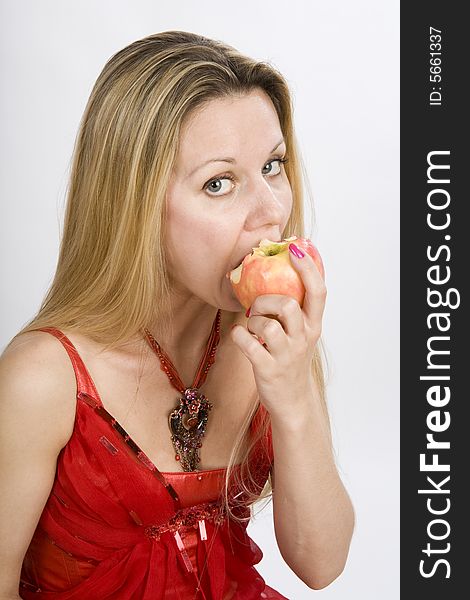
289, 243, 305, 258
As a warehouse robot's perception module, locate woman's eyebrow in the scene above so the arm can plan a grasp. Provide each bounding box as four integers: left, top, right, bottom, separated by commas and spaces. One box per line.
186, 138, 285, 179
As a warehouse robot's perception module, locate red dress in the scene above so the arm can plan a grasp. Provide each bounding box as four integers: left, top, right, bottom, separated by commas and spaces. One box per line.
19, 328, 289, 600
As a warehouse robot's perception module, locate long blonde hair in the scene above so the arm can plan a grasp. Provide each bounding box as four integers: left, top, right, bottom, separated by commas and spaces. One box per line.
12, 30, 330, 523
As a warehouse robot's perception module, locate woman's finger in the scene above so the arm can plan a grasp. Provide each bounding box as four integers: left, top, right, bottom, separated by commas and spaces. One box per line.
287, 244, 327, 331
230, 323, 274, 369
247, 294, 304, 338
246, 315, 287, 355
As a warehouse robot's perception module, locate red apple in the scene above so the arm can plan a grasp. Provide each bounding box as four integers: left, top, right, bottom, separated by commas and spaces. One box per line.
227, 235, 325, 310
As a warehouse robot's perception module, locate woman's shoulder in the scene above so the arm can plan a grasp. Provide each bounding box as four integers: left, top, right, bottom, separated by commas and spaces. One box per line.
0, 330, 77, 450
2, 328, 77, 370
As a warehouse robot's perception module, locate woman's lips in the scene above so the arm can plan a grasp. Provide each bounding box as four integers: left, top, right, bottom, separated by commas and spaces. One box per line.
226, 257, 245, 279
225, 265, 240, 279
226, 237, 282, 280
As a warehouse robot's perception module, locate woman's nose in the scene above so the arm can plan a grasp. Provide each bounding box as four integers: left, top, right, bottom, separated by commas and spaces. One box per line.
244, 179, 287, 231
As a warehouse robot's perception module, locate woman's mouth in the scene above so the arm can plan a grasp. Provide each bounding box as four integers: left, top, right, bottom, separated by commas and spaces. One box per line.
226, 254, 250, 279
226, 238, 283, 279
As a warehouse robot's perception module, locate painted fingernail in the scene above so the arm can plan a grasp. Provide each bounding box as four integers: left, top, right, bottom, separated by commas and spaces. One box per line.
258, 336, 265, 346
289, 243, 305, 258
245, 307, 251, 317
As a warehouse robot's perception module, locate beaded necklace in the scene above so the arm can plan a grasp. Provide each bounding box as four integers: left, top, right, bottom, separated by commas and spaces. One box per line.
143, 308, 222, 472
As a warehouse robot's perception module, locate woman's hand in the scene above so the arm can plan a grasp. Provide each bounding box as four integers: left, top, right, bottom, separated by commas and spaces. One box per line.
230, 243, 327, 421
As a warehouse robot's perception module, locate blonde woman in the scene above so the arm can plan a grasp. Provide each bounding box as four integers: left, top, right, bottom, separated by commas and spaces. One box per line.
0, 31, 354, 600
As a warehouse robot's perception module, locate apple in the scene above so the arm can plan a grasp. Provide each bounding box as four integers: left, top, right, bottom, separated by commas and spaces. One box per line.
227, 235, 325, 310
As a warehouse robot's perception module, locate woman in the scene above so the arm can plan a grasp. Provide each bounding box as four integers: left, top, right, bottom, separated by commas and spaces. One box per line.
0, 31, 354, 599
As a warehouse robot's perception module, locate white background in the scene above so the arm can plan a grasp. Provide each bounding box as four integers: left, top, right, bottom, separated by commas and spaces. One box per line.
0, 1, 399, 598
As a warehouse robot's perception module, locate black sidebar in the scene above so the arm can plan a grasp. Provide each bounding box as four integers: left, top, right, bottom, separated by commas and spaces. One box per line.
401, 3, 467, 599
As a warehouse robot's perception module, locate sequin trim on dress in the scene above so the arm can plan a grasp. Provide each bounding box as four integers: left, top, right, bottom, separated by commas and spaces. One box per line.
144, 501, 226, 542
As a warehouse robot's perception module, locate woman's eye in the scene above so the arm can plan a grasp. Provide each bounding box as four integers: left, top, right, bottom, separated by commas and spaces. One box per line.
262, 158, 284, 176
204, 176, 234, 196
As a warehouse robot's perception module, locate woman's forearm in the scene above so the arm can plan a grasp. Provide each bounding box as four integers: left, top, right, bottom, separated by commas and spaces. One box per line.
269, 383, 355, 590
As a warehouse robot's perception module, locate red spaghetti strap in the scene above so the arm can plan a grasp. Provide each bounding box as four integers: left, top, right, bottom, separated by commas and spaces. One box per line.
30, 328, 182, 507
31, 327, 102, 404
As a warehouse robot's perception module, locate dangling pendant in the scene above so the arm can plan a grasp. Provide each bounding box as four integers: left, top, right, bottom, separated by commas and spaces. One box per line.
168, 387, 213, 472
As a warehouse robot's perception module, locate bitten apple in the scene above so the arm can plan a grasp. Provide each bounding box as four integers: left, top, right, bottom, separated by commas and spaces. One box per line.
227, 235, 325, 310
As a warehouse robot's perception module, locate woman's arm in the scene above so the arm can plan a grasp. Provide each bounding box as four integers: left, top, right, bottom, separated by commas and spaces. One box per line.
0, 333, 76, 597
231, 246, 354, 589
270, 379, 355, 590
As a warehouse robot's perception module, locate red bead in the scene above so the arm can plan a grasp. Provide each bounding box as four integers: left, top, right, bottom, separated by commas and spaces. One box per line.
175, 455, 180, 461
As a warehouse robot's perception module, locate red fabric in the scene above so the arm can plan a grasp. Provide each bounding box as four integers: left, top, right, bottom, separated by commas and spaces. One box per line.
19, 328, 288, 600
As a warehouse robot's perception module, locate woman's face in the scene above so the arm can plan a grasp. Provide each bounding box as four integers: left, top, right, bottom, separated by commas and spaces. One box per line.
165, 88, 293, 312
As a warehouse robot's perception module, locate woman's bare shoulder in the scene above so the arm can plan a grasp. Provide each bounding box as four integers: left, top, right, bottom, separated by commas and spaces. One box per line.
1, 329, 76, 372
0, 330, 77, 450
